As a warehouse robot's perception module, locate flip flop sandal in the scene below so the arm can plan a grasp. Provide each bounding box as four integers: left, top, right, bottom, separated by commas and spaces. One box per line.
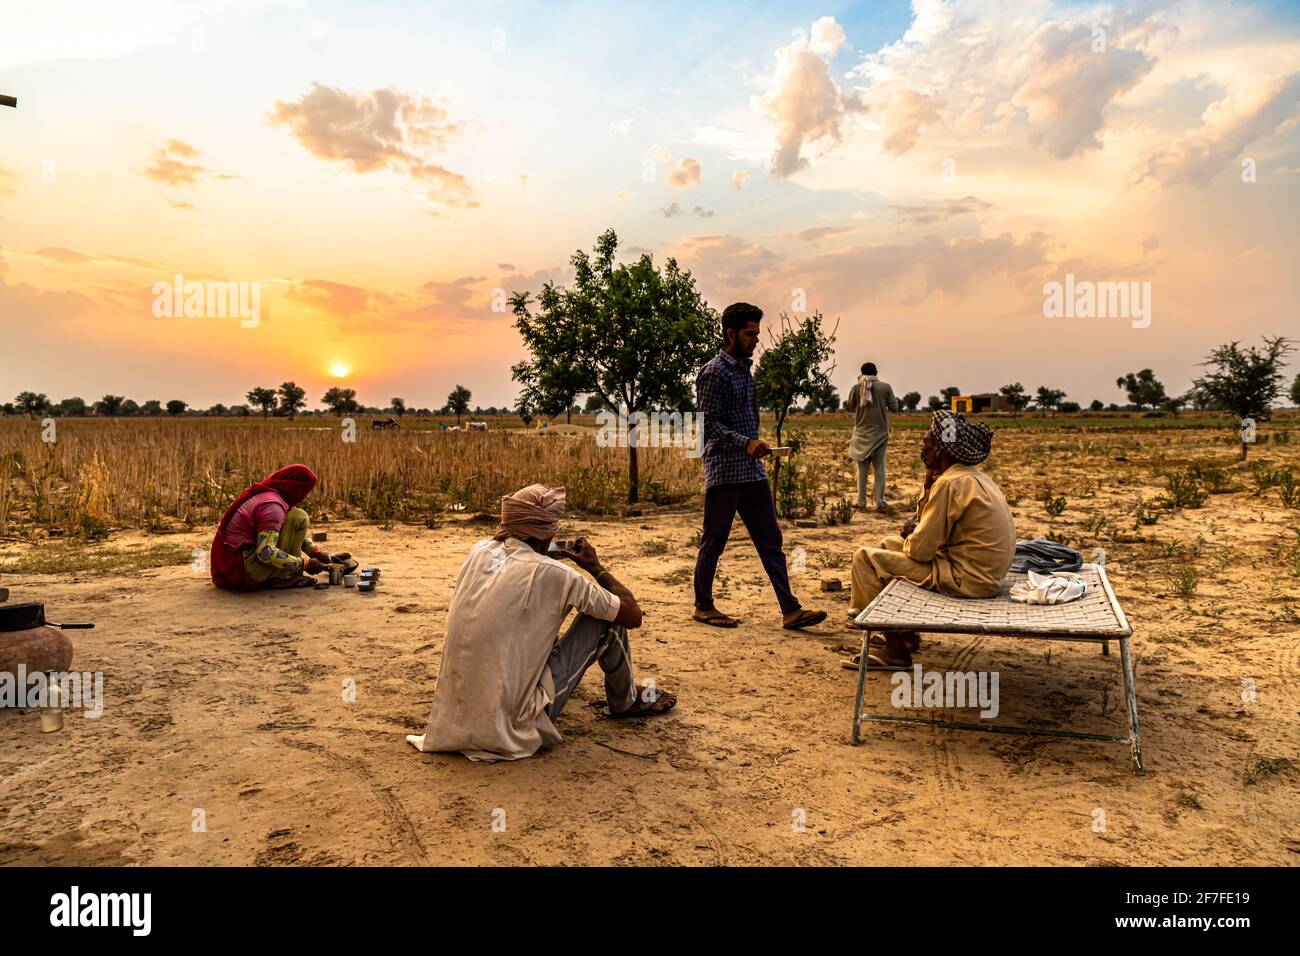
841, 652, 910, 671
783, 608, 828, 630
693, 610, 738, 628
866, 633, 922, 651
604, 691, 678, 718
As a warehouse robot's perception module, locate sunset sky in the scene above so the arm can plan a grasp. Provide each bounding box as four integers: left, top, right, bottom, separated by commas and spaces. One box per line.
2, 0, 1298, 411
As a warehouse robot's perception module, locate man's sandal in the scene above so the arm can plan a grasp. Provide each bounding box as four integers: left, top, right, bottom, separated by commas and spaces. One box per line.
693, 609, 739, 628
604, 690, 678, 718
782, 608, 828, 630
865, 633, 922, 652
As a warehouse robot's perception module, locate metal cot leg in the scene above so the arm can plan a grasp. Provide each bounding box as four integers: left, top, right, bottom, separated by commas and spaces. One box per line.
1118, 636, 1145, 773
851, 629, 871, 745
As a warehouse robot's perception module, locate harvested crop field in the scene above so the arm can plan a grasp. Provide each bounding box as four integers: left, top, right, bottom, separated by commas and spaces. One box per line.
1, 414, 1298, 865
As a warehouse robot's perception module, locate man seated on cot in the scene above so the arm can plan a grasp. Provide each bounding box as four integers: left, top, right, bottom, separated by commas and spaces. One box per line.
845, 410, 1016, 671
406, 483, 676, 762
209, 464, 351, 591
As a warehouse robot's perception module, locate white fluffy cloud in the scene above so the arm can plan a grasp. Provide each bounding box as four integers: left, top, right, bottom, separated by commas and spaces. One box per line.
1135, 71, 1300, 185
756, 17, 857, 176
755, 1, 1169, 173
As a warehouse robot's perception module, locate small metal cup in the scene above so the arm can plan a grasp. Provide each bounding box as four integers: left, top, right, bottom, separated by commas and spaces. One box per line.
328, 565, 344, 586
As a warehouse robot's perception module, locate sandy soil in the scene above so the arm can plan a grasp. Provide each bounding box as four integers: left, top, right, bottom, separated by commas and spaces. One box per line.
2, 429, 1298, 866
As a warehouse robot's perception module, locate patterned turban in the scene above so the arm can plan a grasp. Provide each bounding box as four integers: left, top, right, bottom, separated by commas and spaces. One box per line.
930, 410, 993, 465
494, 484, 566, 542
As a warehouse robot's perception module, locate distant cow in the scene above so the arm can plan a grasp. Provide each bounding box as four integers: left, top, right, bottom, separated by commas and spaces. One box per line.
468, 421, 488, 432
372, 417, 400, 430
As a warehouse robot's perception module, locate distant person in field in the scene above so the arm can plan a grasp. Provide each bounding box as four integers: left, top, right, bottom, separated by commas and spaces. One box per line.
210, 464, 349, 591
845, 410, 1015, 670
845, 361, 900, 512
691, 302, 827, 631
407, 484, 675, 762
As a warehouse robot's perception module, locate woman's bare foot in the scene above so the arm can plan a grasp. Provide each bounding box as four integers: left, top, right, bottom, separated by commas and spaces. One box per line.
268, 574, 318, 589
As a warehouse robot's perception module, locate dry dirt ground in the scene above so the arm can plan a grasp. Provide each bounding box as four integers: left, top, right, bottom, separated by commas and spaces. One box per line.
1, 428, 1298, 866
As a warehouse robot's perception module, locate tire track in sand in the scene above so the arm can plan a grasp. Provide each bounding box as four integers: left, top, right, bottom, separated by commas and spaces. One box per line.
279, 738, 429, 864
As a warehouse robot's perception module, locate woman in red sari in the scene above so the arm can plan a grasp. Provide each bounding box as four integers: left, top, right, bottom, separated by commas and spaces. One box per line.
210, 464, 346, 591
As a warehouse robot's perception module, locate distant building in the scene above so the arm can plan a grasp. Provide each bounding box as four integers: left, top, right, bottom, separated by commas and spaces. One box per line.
951, 393, 1013, 414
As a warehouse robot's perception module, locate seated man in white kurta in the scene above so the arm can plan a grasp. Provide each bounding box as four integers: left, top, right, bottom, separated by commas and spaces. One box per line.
406, 484, 676, 762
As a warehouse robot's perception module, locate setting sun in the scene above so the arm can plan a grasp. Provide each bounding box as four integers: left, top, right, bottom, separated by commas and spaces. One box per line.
329, 362, 350, 379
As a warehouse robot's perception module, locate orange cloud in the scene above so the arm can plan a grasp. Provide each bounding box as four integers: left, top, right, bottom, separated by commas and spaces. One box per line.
140, 139, 238, 190
667, 156, 702, 189
268, 83, 476, 209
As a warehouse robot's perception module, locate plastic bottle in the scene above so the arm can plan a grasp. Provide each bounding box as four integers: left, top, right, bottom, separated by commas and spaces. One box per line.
41, 675, 64, 733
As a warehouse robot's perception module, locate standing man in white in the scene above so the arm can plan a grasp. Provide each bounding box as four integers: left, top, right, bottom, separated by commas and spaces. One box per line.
846, 362, 900, 512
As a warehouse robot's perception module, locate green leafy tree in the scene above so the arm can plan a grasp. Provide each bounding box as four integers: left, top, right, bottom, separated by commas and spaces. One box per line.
57, 396, 87, 417
14, 391, 49, 418
247, 387, 277, 419
207, 403, 228, 417
1035, 386, 1066, 416
1193, 336, 1293, 459
446, 385, 472, 425
901, 391, 922, 412
939, 386, 962, 409
321, 387, 360, 415
140, 399, 163, 416
753, 311, 837, 492
165, 399, 187, 416
583, 393, 607, 413
511, 228, 719, 503
1290, 373, 1300, 407
390, 397, 407, 417
1089, 399, 1105, 412
1116, 369, 1168, 410
801, 379, 839, 413
121, 399, 140, 416
95, 394, 125, 417
926, 395, 943, 411
277, 381, 307, 420
998, 382, 1031, 414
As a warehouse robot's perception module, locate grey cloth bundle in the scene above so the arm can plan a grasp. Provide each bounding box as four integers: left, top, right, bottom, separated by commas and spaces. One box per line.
1010, 538, 1083, 574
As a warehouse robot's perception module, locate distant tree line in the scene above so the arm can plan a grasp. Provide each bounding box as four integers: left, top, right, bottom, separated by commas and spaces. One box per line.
4, 381, 515, 421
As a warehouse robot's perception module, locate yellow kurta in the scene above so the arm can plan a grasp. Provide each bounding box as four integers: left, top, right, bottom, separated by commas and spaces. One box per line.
852, 463, 1016, 609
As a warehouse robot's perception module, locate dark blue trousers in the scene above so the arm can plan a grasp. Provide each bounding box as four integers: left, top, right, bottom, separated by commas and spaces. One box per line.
693, 479, 800, 615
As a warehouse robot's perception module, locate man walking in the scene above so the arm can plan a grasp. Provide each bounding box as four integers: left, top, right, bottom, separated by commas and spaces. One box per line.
846, 362, 899, 511
691, 302, 827, 631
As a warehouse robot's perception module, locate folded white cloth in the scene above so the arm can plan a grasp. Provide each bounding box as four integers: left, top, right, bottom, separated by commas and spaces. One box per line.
857, 374, 876, 407
1010, 570, 1088, 605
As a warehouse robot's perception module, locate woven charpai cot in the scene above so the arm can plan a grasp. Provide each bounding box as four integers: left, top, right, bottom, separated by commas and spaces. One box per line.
859, 564, 1131, 638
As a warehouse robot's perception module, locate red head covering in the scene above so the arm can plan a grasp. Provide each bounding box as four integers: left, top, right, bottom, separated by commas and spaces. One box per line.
215, 464, 318, 537
210, 465, 317, 591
